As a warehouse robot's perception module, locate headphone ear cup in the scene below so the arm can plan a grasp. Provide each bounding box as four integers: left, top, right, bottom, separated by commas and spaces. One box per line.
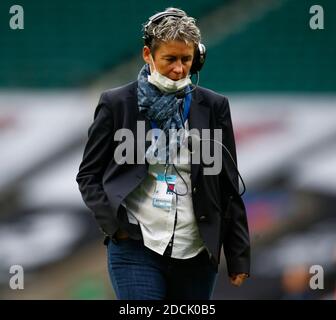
190, 43, 206, 74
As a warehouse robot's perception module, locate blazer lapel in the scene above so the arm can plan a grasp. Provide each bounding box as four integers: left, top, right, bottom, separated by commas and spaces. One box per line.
127, 82, 151, 166
136, 111, 152, 152
189, 89, 209, 185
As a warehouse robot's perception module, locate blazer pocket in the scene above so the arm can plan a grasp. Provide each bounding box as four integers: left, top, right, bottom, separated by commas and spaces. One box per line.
223, 195, 233, 220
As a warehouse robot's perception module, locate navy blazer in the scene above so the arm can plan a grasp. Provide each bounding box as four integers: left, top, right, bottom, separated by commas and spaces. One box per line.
76, 81, 250, 275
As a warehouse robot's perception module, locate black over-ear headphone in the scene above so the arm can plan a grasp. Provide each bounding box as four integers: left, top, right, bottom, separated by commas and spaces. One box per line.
143, 11, 206, 75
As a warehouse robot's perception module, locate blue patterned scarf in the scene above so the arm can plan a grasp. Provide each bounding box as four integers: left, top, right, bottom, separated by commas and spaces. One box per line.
137, 64, 185, 162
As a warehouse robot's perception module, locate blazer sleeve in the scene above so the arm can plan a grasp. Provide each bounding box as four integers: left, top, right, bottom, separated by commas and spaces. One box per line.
216, 97, 251, 277
76, 92, 118, 236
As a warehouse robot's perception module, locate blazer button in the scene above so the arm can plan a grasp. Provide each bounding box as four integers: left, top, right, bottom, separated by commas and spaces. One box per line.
199, 215, 207, 222
193, 187, 197, 193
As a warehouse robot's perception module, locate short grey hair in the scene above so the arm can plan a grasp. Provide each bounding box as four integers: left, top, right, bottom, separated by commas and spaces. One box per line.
143, 8, 201, 53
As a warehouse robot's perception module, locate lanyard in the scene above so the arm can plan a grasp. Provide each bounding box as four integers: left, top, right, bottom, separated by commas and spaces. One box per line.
150, 91, 192, 129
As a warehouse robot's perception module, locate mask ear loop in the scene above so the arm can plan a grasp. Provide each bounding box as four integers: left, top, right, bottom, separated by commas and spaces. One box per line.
149, 53, 157, 74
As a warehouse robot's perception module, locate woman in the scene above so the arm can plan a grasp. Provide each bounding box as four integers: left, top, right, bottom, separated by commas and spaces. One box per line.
76, 7, 250, 300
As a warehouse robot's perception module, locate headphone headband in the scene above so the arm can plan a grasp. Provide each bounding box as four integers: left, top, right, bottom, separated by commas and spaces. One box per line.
147, 11, 185, 26
143, 12, 185, 44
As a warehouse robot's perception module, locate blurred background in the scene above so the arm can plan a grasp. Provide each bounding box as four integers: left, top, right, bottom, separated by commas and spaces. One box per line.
0, 0, 335, 299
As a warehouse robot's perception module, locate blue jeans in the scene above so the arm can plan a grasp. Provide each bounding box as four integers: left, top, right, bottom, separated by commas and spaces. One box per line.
107, 238, 217, 300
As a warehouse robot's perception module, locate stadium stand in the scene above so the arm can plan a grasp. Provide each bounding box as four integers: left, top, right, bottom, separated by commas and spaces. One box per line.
202, 0, 336, 92
0, 0, 229, 87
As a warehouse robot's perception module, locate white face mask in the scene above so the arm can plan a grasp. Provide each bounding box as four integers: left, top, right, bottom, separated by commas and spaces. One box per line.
147, 55, 191, 93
